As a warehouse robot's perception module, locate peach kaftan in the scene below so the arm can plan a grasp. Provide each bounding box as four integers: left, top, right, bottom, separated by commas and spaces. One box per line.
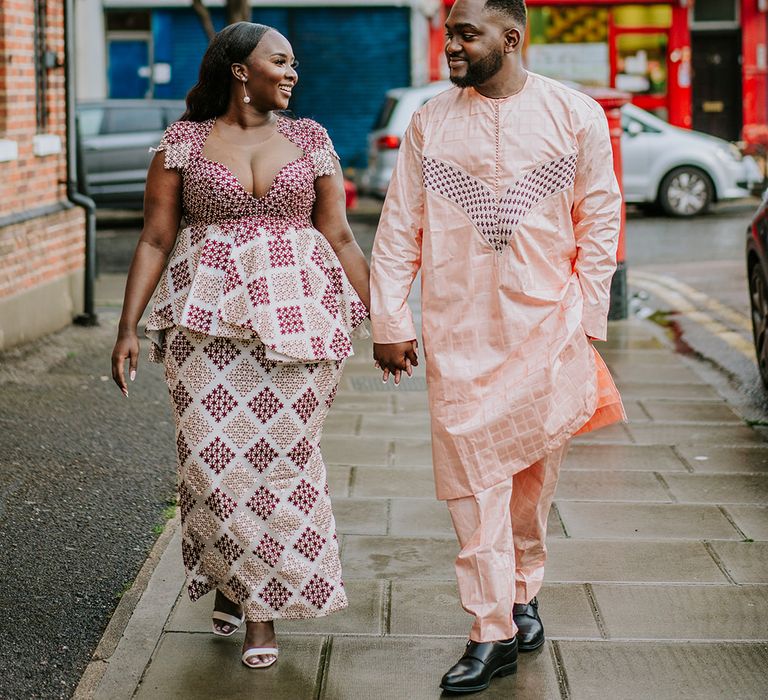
370, 73, 625, 500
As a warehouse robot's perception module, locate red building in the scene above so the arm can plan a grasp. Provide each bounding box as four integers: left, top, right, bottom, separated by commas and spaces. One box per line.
434, 0, 768, 141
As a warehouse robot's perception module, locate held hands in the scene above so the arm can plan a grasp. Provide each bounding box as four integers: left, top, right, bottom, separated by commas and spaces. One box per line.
373, 340, 419, 386
111, 329, 140, 398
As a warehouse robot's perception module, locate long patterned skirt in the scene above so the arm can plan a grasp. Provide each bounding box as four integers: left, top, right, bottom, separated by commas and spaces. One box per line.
162, 326, 348, 621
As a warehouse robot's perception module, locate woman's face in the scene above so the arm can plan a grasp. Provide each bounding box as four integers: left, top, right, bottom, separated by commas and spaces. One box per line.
238, 30, 298, 111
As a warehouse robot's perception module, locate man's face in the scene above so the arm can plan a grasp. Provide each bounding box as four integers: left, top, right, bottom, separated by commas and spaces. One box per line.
445, 0, 507, 88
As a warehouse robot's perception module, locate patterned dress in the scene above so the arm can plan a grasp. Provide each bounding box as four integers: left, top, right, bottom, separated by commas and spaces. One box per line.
145, 116, 367, 621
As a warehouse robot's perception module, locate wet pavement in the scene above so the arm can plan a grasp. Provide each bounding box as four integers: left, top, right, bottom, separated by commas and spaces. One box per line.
76, 292, 768, 698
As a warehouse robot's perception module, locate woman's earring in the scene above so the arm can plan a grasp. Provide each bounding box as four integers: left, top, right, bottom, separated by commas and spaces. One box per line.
242, 80, 251, 104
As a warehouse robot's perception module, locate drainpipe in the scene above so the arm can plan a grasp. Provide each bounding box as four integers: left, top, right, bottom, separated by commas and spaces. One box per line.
64, 0, 98, 326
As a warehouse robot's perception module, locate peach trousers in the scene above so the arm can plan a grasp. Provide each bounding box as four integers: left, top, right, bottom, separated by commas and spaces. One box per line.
446, 443, 569, 643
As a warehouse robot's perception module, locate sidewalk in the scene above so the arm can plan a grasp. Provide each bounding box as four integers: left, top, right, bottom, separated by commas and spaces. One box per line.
74, 318, 768, 700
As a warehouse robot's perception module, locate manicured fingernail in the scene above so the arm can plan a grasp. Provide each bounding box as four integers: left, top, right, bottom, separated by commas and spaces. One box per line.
130, 370, 136, 381
122, 389, 129, 398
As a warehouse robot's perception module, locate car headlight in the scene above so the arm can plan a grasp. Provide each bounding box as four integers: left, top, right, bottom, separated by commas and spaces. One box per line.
715, 143, 744, 163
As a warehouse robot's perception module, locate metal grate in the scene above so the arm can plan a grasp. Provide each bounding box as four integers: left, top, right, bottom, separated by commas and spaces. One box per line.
34, 0, 47, 131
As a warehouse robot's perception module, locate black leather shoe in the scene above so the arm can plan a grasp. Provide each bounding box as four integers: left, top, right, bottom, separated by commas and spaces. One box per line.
513, 597, 544, 652
439, 637, 518, 693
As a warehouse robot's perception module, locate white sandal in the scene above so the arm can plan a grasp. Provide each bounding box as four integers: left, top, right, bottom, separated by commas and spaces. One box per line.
211, 611, 244, 637
242, 647, 279, 669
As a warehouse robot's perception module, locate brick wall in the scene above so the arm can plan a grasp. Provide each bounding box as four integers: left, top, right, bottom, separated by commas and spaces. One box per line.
0, 0, 85, 348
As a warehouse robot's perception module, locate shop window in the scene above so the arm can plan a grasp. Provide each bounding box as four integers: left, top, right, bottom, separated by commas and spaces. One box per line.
613, 5, 671, 28
526, 7, 610, 86
105, 10, 151, 32
615, 33, 668, 96
693, 0, 737, 23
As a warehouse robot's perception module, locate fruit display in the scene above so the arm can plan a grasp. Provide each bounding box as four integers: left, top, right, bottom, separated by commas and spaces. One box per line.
541, 7, 608, 44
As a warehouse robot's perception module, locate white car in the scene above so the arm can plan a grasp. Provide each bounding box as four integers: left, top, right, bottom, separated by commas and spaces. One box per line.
361, 82, 761, 217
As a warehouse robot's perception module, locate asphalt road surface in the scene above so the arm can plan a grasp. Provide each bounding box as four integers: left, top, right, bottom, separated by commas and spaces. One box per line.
626, 199, 768, 419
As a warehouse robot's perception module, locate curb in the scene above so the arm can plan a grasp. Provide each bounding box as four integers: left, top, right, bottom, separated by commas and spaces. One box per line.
72, 512, 181, 699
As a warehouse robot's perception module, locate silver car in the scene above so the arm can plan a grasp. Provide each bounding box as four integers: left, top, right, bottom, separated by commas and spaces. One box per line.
77, 99, 186, 209
362, 83, 761, 217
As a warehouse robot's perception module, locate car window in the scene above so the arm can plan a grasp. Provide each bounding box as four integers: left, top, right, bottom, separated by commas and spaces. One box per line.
78, 108, 105, 137
107, 107, 165, 134
164, 106, 185, 126
622, 114, 661, 134
374, 97, 399, 130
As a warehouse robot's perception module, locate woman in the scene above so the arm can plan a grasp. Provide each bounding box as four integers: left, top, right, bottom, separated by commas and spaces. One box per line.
111, 22, 369, 669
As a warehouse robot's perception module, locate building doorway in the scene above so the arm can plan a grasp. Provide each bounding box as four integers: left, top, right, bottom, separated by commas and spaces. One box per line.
691, 31, 742, 141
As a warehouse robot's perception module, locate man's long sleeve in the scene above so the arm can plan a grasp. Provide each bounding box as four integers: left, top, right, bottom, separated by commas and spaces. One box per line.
369, 111, 425, 344
572, 105, 622, 342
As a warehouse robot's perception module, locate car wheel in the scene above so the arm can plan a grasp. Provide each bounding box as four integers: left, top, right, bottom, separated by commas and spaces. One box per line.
658, 166, 713, 217
750, 262, 768, 389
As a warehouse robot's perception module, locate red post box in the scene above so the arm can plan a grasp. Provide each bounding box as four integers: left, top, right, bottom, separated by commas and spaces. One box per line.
580, 87, 632, 321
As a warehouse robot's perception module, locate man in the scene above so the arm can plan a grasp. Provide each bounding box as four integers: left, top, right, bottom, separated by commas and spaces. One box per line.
370, 0, 625, 694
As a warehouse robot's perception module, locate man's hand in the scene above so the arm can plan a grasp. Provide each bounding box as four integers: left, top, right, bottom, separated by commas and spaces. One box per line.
373, 340, 419, 385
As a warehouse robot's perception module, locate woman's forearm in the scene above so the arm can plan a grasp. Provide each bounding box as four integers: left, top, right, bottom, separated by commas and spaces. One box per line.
334, 238, 371, 311
118, 239, 173, 333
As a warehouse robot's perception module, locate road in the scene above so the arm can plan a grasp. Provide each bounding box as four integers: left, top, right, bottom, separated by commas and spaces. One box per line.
625, 199, 768, 418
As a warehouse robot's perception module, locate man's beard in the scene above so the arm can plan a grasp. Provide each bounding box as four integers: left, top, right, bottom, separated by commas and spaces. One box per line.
449, 47, 504, 88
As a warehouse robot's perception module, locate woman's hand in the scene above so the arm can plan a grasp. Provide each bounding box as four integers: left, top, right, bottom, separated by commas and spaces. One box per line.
373, 340, 419, 385
111, 329, 140, 397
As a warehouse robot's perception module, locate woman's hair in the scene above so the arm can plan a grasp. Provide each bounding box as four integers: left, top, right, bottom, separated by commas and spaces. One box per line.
182, 22, 273, 121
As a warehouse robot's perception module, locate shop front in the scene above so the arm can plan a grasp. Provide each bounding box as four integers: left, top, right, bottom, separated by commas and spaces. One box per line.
524, 1, 691, 127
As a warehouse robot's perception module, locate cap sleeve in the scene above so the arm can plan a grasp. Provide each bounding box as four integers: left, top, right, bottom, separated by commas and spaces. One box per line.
294, 119, 340, 178
149, 121, 195, 171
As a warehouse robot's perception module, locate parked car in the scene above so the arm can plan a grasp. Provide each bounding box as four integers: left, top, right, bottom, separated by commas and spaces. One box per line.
361, 82, 761, 217
747, 190, 768, 387
77, 99, 186, 209
77, 100, 359, 211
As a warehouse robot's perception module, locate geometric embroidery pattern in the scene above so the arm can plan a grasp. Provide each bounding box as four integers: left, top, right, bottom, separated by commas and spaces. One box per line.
422, 153, 578, 253
144, 116, 368, 365
150, 116, 353, 619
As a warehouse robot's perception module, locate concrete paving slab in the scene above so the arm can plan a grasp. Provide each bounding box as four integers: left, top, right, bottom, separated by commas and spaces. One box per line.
675, 445, 768, 473
166, 581, 385, 636
663, 473, 768, 504
341, 536, 457, 580
600, 336, 665, 350
599, 349, 682, 366
390, 581, 600, 640
331, 394, 395, 413
546, 540, 729, 583
134, 633, 323, 699
333, 498, 389, 535
591, 584, 768, 640
321, 636, 561, 700
616, 382, 721, 401
393, 392, 430, 413
322, 413, 359, 436
388, 498, 454, 537
555, 470, 672, 502
327, 465, 351, 497
381, 499, 565, 539
724, 505, 768, 540
392, 438, 433, 466
640, 400, 742, 423
563, 444, 687, 471
571, 423, 633, 444
359, 413, 432, 439
557, 502, 741, 540
321, 435, 390, 467
623, 400, 650, 422
351, 467, 436, 498
627, 424, 764, 446
709, 542, 768, 583
608, 363, 705, 384
558, 641, 768, 700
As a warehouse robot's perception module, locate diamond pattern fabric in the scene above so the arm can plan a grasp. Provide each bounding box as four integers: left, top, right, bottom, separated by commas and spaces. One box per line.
145, 116, 368, 364
165, 326, 347, 621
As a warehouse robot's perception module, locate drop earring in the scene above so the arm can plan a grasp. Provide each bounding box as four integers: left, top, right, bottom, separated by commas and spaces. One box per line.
242, 79, 251, 104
